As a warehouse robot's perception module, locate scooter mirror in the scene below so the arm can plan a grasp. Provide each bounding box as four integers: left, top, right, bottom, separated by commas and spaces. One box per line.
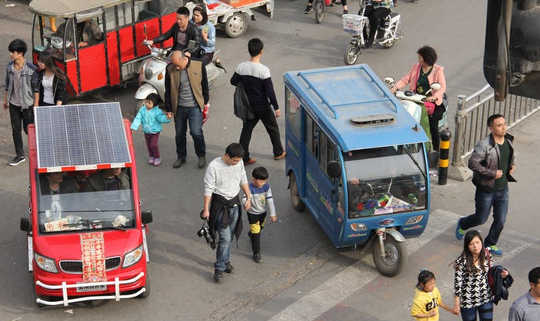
383, 77, 395, 86
430, 82, 441, 91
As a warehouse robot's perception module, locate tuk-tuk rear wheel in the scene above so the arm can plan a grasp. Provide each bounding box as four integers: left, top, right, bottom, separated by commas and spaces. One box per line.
314, 0, 326, 24
372, 234, 406, 277
225, 13, 248, 38
289, 173, 305, 212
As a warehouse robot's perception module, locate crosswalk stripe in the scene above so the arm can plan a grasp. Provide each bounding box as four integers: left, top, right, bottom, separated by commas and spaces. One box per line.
268, 209, 459, 321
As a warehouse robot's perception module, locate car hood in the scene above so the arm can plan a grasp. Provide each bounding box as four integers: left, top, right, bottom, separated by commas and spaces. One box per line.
34, 229, 142, 260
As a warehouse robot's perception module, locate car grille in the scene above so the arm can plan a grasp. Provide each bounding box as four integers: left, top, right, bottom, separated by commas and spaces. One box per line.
59, 257, 122, 274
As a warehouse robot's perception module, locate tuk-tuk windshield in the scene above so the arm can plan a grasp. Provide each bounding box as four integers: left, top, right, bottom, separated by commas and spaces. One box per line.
37, 169, 135, 234
344, 143, 427, 218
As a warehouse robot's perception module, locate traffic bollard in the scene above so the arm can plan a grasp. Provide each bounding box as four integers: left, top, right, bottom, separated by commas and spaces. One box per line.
438, 129, 451, 185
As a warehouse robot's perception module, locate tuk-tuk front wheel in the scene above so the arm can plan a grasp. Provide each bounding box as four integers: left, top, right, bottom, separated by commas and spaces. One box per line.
225, 13, 248, 38
314, 0, 326, 24
344, 43, 360, 65
289, 173, 305, 212
372, 233, 406, 277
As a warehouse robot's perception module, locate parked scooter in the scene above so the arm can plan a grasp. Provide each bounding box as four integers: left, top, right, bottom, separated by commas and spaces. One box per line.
134, 40, 225, 112
342, 0, 401, 65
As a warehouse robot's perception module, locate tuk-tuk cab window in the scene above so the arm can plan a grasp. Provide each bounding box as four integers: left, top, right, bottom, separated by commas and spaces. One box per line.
344, 144, 427, 218
135, 0, 160, 21
117, 2, 134, 27
285, 88, 302, 139
37, 169, 135, 234
104, 7, 117, 31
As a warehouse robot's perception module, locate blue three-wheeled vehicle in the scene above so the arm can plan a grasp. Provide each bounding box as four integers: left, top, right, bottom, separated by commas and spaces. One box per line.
284, 65, 431, 276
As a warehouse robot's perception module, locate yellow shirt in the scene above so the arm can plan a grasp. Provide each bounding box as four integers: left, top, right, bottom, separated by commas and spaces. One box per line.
411, 287, 442, 321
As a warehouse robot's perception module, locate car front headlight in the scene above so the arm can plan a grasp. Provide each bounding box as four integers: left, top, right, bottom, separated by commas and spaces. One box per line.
35, 252, 58, 273
123, 245, 143, 268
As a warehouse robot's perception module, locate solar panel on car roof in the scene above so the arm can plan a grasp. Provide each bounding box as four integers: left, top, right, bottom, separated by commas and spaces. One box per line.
34, 103, 131, 168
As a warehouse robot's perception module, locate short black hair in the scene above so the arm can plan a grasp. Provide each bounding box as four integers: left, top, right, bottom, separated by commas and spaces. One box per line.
145, 93, 161, 107
8, 39, 27, 55
529, 267, 540, 284
248, 38, 264, 57
176, 6, 190, 16
417, 46, 437, 66
252, 167, 269, 180
487, 114, 504, 127
225, 143, 244, 158
416, 270, 435, 290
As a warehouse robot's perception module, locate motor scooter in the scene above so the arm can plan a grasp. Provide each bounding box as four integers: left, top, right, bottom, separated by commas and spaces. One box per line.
134, 40, 225, 112
384, 78, 447, 132
342, 0, 401, 65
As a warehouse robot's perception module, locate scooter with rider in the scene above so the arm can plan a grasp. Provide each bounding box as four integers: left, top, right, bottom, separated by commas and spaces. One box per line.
135, 5, 225, 113
342, 0, 401, 65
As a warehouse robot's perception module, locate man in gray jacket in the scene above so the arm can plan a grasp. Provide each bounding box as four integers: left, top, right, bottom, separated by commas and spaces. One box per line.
3, 39, 39, 166
455, 114, 516, 256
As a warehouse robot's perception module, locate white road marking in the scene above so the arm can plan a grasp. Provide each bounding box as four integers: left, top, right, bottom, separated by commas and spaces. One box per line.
268, 209, 459, 321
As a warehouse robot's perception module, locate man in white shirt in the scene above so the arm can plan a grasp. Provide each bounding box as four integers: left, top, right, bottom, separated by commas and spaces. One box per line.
202, 143, 252, 283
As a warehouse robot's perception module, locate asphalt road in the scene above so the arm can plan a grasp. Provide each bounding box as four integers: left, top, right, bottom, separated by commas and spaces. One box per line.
1, 0, 539, 320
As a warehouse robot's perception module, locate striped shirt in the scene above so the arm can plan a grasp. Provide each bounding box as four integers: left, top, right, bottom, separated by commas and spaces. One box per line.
244, 182, 276, 217
230, 61, 279, 110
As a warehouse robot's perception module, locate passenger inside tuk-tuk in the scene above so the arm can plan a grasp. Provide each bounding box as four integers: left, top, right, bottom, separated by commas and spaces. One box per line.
84, 168, 130, 192
76, 19, 103, 47
37, 169, 134, 232
39, 172, 79, 195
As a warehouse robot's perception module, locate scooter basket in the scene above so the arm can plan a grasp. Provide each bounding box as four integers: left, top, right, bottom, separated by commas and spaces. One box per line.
342, 14, 367, 35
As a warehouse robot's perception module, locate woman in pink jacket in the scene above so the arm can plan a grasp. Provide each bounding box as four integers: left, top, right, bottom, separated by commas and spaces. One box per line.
391, 46, 447, 151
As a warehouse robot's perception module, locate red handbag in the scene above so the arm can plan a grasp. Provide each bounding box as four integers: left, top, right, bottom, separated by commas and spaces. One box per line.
424, 101, 436, 115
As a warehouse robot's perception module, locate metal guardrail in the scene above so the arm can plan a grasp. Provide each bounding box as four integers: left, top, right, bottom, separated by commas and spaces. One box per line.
452, 84, 540, 170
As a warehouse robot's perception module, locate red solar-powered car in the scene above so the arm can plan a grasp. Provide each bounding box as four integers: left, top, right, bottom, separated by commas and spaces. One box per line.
20, 102, 152, 306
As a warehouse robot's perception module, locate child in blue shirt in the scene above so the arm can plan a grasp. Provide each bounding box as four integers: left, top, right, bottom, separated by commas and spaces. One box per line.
244, 167, 277, 263
130, 93, 171, 166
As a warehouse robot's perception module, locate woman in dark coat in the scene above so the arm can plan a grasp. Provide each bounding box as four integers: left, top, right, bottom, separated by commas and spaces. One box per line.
36, 51, 66, 106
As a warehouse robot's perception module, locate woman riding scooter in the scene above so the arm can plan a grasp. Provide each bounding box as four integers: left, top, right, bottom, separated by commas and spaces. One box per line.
391, 46, 447, 151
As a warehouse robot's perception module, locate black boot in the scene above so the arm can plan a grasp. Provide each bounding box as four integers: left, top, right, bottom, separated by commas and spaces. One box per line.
250, 233, 262, 263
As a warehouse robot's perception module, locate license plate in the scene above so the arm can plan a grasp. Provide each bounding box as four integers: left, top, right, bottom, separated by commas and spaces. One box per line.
76, 284, 107, 292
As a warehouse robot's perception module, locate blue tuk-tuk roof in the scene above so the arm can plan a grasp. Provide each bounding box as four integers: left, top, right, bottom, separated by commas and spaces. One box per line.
283, 65, 429, 152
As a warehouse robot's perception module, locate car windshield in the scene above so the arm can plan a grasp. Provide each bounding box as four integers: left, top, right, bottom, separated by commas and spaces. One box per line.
37, 169, 135, 233
344, 144, 427, 218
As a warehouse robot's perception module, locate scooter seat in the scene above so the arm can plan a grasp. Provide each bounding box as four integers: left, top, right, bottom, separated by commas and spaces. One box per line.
390, 11, 399, 18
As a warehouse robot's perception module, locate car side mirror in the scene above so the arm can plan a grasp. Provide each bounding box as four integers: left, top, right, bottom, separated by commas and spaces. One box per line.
141, 210, 153, 224
20, 217, 31, 232
327, 161, 342, 179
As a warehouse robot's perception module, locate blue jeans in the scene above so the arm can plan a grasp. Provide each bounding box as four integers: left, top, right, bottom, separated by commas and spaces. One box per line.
461, 187, 508, 247
174, 106, 205, 160
215, 206, 239, 272
460, 302, 493, 321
